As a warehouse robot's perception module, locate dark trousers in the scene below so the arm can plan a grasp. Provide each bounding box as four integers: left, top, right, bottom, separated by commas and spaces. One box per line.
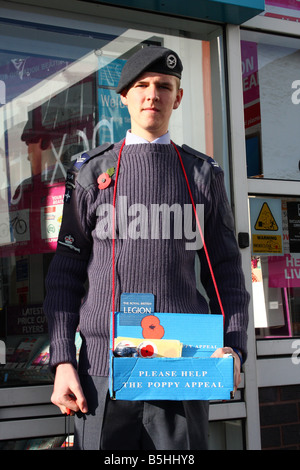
74, 375, 209, 450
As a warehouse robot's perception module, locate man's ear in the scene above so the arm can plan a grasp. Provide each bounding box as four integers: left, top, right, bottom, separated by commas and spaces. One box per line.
173, 88, 183, 110
120, 91, 128, 106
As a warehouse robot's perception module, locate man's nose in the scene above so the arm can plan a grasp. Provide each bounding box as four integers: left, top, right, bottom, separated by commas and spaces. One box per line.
146, 85, 159, 101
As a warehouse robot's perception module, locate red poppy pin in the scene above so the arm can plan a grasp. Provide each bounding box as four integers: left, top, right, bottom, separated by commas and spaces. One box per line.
97, 167, 115, 189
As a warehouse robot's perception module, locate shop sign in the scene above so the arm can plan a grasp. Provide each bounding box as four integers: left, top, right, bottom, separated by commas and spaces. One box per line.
269, 255, 300, 288
250, 198, 283, 255
6, 304, 48, 335
263, 0, 300, 22
0, 56, 70, 103
241, 41, 261, 130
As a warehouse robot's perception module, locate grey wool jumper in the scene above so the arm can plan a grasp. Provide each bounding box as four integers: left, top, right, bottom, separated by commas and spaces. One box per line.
43, 141, 249, 377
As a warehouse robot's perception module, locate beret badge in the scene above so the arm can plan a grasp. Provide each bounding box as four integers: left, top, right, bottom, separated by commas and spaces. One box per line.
166, 54, 177, 69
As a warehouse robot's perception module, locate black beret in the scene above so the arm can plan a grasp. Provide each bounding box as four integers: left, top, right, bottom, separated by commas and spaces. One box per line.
116, 46, 183, 94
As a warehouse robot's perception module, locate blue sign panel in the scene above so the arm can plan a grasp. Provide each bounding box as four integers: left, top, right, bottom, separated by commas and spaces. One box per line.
97, 56, 130, 144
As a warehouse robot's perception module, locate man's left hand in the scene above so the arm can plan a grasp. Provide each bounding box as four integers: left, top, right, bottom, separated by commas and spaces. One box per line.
210, 347, 241, 394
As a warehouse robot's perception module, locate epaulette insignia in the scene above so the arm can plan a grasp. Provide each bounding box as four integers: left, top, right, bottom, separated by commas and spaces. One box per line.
182, 144, 220, 170
206, 156, 220, 169
64, 171, 76, 204
73, 152, 90, 170
73, 142, 113, 170
64, 143, 113, 203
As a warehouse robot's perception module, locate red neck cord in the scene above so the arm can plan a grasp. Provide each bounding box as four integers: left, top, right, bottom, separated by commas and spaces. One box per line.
111, 140, 225, 351
171, 141, 225, 324
111, 139, 125, 351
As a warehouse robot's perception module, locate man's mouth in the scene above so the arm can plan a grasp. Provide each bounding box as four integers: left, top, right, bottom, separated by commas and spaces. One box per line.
143, 107, 159, 112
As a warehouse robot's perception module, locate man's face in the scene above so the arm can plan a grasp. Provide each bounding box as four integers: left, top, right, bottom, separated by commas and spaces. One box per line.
120, 72, 183, 141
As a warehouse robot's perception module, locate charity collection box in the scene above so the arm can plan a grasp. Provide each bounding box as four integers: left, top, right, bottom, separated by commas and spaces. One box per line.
109, 294, 234, 401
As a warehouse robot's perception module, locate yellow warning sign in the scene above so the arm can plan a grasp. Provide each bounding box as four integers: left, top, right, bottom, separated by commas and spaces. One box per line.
252, 234, 282, 254
254, 202, 278, 231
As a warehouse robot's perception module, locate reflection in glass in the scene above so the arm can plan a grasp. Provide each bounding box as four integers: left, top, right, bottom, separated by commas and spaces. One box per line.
250, 196, 300, 338
241, 31, 300, 181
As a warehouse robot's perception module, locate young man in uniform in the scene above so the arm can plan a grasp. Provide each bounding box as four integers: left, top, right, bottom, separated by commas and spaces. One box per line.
44, 46, 249, 450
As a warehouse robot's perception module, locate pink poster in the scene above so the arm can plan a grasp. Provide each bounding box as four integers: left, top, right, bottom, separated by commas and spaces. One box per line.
0, 178, 65, 257
264, 0, 300, 21
268, 255, 300, 288
241, 41, 259, 105
39, 184, 65, 253
241, 41, 261, 129
266, 0, 300, 10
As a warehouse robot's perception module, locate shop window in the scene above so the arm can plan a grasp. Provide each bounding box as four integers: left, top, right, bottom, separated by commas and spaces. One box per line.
241, 30, 300, 340
241, 31, 300, 181
249, 195, 300, 338
0, 21, 111, 386
0, 16, 228, 388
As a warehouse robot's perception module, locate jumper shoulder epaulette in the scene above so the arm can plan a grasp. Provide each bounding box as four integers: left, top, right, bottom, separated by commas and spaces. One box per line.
182, 144, 221, 172
73, 142, 113, 171
64, 143, 114, 204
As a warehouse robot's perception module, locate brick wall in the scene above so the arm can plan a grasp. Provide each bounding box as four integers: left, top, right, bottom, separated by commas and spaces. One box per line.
259, 385, 300, 450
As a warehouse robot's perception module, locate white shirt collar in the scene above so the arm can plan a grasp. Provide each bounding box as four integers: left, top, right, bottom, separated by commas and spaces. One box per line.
125, 130, 171, 145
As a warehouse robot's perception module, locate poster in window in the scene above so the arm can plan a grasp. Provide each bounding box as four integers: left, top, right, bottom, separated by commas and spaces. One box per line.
263, 0, 300, 22
287, 201, 300, 253
269, 254, 300, 288
250, 197, 283, 255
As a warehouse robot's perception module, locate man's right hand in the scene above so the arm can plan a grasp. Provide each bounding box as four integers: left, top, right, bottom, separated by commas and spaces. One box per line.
51, 363, 88, 415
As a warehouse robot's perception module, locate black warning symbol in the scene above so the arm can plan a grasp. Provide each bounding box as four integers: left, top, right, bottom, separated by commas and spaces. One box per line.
255, 202, 278, 231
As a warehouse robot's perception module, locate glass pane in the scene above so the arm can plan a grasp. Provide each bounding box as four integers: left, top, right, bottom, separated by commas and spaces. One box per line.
249, 195, 300, 338
208, 420, 244, 450
0, 16, 228, 387
241, 31, 300, 181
